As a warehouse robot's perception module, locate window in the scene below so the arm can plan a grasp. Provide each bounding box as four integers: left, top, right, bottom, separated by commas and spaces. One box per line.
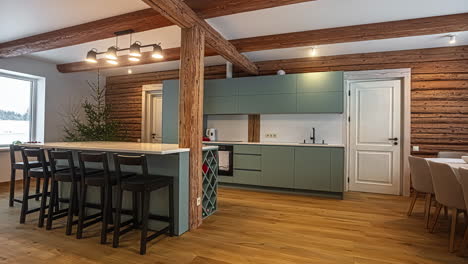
0, 73, 37, 147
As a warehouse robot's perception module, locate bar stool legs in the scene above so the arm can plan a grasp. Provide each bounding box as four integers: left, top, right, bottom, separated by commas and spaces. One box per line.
8, 166, 16, 207
112, 189, 123, 249
140, 190, 150, 255
19, 174, 31, 224
38, 175, 50, 227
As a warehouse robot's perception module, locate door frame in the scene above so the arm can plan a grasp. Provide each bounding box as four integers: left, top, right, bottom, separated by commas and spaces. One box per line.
344, 69, 411, 196
141, 84, 163, 143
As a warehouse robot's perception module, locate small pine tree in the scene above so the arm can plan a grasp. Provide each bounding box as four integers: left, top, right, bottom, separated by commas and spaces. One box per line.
64, 72, 123, 142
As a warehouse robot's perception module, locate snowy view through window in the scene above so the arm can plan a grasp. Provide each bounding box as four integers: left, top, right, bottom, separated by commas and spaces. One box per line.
0, 75, 32, 145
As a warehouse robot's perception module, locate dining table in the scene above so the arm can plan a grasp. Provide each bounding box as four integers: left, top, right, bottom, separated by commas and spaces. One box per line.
425, 158, 468, 180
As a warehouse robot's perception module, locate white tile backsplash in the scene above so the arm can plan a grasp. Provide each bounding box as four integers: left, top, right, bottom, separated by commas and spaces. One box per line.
207, 114, 344, 144
206, 115, 248, 141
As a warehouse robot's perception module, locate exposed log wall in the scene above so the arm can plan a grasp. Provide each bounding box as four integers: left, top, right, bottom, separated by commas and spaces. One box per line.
106, 45, 468, 156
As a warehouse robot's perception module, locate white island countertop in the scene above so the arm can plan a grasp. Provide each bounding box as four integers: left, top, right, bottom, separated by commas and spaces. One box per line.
204, 141, 345, 148
21, 141, 218, 155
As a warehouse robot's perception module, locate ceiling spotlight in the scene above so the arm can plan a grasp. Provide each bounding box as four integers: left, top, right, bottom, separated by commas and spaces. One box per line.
128, 69, 133, 74
152, 44, 164, 59
106, 59, 118, 65
309, 47, 317, 57
85, 49, 98, 63
105, 46, 118, 60
128, 57, 140, 62
449, 35, 456, 44
129, 42, 142, 57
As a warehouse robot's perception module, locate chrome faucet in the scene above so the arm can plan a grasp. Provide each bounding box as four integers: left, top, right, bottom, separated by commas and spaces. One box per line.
310, 127, 316, 144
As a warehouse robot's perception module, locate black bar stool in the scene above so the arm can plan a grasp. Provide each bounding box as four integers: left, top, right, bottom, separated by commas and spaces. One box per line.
112, 154, 174, 255
19, 148, 56, 227
76, 152, 134, 243
9, 145, 42, 207
46, 150, 100, 235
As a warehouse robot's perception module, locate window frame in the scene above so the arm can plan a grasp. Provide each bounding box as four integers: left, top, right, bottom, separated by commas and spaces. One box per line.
0, 72, 37, 147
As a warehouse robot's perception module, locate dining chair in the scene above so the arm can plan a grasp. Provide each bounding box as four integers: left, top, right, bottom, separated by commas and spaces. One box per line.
437, 152, 468, 159
408, 156, 434, 228
458, 168, 468, 256
428, 161, 466, 252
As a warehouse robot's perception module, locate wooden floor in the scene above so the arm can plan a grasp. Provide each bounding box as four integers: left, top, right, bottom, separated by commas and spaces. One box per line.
1, 182, 467, 264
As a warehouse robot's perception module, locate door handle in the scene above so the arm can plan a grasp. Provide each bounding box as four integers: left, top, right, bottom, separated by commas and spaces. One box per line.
388, 137, 398, 141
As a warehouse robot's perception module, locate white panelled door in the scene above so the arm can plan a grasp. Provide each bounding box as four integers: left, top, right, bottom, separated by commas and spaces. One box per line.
349, 80, 401, 195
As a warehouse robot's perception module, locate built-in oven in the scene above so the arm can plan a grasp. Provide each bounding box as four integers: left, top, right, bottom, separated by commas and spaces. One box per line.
218, 145, 233, 176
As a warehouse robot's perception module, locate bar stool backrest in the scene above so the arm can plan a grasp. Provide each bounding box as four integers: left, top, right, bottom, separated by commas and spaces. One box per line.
113, 154, 148, 186
428, 160, 466, 210
437, 152, 468, 159
9, 145, 22, 165
78, 152, 110, 185
21, 148, 48, 173
48, 150, 77, 181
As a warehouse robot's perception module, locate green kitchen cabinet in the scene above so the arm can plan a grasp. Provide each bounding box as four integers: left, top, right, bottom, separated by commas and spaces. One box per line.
234, 145, 261, 155
296, 71, 344, 93
294, 147, 344, 192
162, 80, 179, 144
330, 148, 345, 192
234, 154, 261, 171
294, 147, 331, 191
204, 96, 238, 115
205, 79, 238, 97
260, 146, 295, 188
237, 75, 296, 95
238, 94, 296, 114
233, 169, 261, 185
296, 91, 343, 113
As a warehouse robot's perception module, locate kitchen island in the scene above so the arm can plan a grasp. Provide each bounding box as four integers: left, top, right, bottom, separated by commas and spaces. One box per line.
21, 141, 219, 235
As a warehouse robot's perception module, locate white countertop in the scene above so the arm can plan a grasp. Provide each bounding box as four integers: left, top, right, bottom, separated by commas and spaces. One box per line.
203, 141, 345, 148
21, 141, 218, 155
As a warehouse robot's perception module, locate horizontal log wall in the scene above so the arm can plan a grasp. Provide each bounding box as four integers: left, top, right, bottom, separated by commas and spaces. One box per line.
106, 45, 468, 156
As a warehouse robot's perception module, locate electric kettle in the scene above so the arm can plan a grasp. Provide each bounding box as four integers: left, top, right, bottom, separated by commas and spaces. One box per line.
205, 128, 217, 141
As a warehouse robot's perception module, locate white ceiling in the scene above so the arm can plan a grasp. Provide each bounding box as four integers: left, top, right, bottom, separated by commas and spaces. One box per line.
1, 0, 468, 76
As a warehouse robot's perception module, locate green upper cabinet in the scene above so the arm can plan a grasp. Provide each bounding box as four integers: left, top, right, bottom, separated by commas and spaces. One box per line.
204, 96, 238, 115
261, 146, 295, 188
237, 75, 296, 95
296, 71, 344, 93
205, 79, 238, 97
162, 80, 179, 144
238, 94, 296, 114
296, 91, 343, 113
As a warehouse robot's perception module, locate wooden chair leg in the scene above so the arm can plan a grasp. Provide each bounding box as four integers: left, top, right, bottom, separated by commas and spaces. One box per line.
444, 206, 449, 219
100, 186, 110, 244
38, 176, 49, 228
424, 193, 432, 229
407, 191, 418, 216
140, 190, 150, 255
9, 168, 16, 207
65, 182, 77, 236
19, 175, 31, 224
35, 178, 41, 201
457, 227, 468, 257
76, 184, 88, 239
46, 178, 57, 230
430, 203, 443, 233
449, 208, 458, 253
112, 189, 123, 248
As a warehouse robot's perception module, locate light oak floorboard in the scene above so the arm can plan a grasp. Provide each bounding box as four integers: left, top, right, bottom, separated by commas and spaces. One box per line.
0, 182, 466, 263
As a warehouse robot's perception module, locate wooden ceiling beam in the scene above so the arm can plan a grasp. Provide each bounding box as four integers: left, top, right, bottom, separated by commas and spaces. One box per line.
141, 0, 258, 75
0, 0, 312, 58
57, 13, 468, 73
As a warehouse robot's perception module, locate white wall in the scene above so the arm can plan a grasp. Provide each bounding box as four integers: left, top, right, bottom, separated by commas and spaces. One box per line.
0, 56, 100, 182
206, 113, 344, 144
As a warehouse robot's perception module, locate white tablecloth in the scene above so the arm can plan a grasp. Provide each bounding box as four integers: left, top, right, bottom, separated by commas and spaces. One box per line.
425, 158, 468, 180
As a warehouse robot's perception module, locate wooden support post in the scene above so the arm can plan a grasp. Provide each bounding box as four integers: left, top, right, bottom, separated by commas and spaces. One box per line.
178, 25, 205, 230
248, 114, 260, 142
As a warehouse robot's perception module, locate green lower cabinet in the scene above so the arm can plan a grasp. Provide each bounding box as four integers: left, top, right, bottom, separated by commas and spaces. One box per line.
234, 154, 261, 170
233, 170, 261, 185
294, 147, 331, 191
260, 146, 295, 188
330, 148, 345, 192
